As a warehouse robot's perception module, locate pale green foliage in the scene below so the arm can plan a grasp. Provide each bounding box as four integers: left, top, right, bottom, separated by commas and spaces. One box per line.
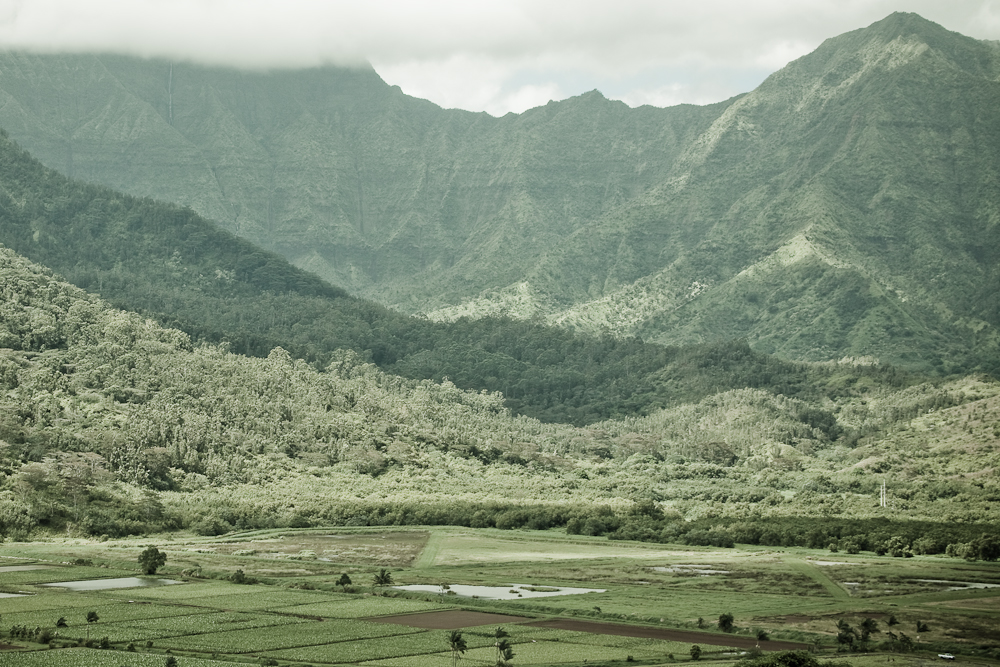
2, 243, 1000, 540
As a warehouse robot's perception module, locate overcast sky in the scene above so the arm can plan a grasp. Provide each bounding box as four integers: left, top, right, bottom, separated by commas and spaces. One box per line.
0, 1, 997, 116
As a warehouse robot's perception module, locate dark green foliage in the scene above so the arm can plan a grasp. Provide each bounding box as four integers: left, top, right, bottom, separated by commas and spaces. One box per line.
0, 130, 907, 427
836, 620, 857, 651
733, 650, 837, 667
229, 569, 258, 585
493, 626, 514, 667
85, 611, 98, 624
718, 613, 734, 632
448, 629, 467, 667
859, 618, 880, 646
608, 515, 998, 552
885, 631, 913, 652
372, 568, 393, 587
138, 546, 167, 574
945, 534, 1000, 561
690, 644, 702, 660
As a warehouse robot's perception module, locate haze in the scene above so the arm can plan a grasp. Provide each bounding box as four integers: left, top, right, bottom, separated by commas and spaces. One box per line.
0, 0, 997, 114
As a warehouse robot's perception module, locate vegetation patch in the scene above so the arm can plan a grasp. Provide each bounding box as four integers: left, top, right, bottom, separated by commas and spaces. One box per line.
369, 610, 531, 629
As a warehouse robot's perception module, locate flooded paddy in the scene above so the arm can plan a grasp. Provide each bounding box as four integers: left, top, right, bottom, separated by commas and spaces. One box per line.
393, 583, 606, 600
41, 577, 182, 591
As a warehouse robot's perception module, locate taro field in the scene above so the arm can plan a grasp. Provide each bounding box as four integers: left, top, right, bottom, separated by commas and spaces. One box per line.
2, 526, 1000, 666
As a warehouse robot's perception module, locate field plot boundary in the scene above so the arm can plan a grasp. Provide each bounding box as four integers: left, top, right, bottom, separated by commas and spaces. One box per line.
367, 609, 533, 629
525, 619, 810, 650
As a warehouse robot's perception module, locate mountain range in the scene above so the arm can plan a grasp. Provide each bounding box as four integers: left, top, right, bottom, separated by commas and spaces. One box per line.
0, 12, 997, 372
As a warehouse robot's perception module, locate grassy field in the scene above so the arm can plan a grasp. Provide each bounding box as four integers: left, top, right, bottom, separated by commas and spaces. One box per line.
1, 526, 998, 667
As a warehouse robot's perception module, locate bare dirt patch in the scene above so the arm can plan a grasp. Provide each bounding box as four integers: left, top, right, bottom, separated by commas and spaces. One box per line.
368, 610, 530, 629
525, 619, 810, 650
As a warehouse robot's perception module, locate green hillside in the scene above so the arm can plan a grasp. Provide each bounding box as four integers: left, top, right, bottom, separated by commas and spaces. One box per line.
2, 243, 998, 549
0, 13, 996, 373
548, 13, 1000, 373
2, 127, 946, 426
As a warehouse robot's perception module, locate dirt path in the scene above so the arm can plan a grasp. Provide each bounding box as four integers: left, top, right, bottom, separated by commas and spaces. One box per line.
525, 619, 811, 651
412, 531, 444, 568
787, 558, 851, 600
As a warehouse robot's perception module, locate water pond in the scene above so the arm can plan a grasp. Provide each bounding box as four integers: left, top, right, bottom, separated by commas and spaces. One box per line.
41, 577, 182, 591
914, 579, 1000, 590
393, 583, 605, 600
651, 565, 729, 574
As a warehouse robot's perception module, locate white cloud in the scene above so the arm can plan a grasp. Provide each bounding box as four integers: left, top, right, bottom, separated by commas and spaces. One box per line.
0, 0, 996, 114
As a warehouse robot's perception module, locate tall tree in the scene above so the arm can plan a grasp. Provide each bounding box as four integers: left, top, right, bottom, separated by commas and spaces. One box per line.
448, 630, 468, 667
372, 568, 393, 587
138, 546, 167, 575
493, 626, 514, 667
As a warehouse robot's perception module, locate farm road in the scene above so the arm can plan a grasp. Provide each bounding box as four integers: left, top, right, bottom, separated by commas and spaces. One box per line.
412, 531, 444, 568
786, 558, 851, 600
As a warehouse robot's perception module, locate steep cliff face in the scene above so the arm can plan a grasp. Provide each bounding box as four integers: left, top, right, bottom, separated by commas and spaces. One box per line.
0, 12, 997, 372
0, 53, 725, 310
538, 13, 1000, 370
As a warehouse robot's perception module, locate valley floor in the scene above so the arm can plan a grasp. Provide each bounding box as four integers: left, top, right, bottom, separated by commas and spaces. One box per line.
1, 527, 998, 666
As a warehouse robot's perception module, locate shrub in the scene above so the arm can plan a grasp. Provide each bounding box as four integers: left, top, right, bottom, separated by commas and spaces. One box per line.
138, 546, 167, 575
719, 613, 735, 632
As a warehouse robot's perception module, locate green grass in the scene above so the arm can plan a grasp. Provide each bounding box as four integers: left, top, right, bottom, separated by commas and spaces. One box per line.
157, 618, 424, 653
93, 580, 239, 600
176, 588, 341, 610
0, 647, 237, 666
271, 597, 449, 618
3, 529, 999, 666
463, 640, 664, 664
0, 591, 107, 613
0, 566, 135, 586
262, 631, 480, 663
2, 602, 214, 630
68, 612, 307, 644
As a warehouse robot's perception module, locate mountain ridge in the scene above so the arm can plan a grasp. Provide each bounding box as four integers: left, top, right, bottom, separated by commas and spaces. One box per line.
0, 12, 997, 372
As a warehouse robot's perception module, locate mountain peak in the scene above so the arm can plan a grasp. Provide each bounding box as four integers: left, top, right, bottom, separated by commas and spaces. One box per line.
867, 11, 946, 38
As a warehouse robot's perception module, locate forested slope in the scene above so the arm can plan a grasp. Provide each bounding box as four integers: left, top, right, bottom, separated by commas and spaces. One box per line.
1, 244, 997, 552
0, 129, 926, 426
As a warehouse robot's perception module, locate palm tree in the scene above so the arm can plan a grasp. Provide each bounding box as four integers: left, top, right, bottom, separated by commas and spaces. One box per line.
372, 568, 393, 587
859, 617, 879, 643
496, 639, 515, 666
448, 629, 467, 667
493, 626, 514, 666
